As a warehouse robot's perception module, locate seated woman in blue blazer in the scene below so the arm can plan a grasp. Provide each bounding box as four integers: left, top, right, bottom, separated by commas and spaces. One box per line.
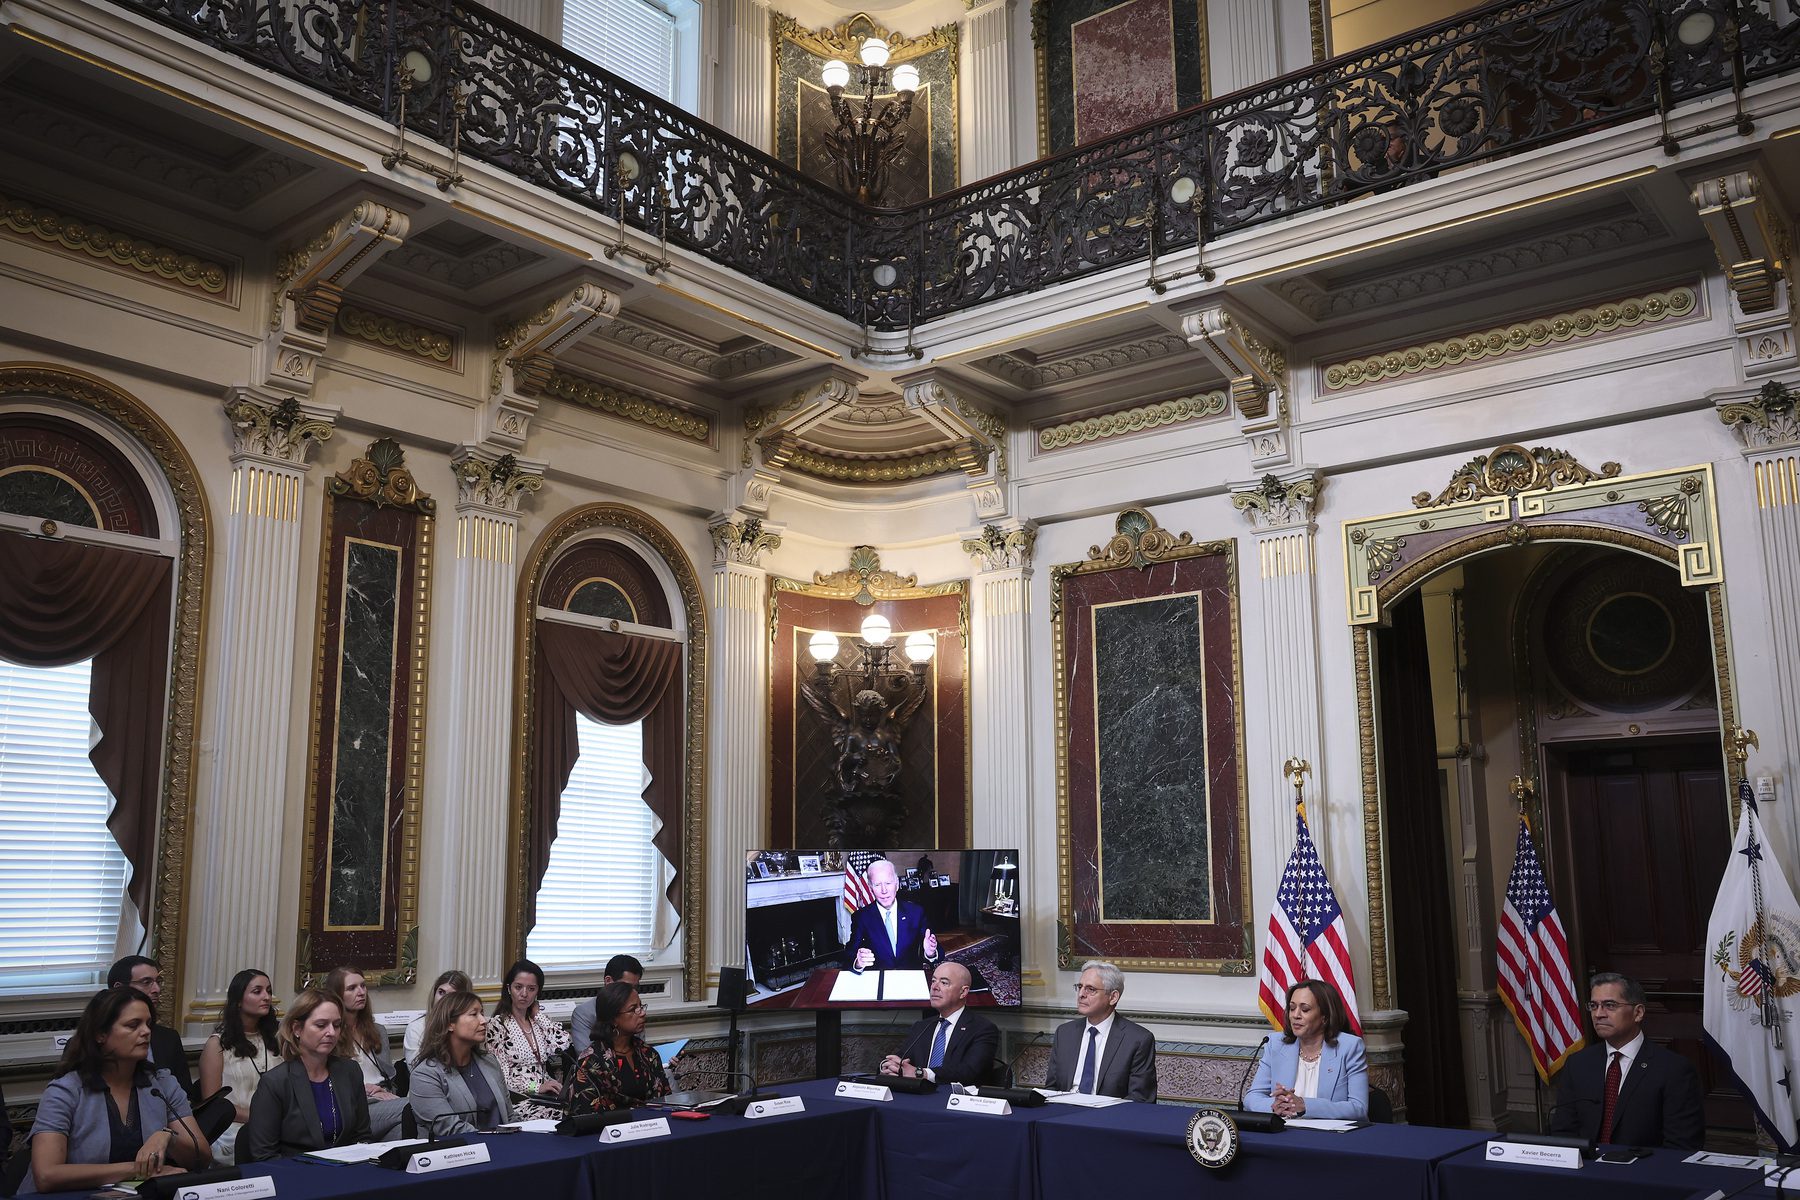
408, 990, 511, 1137
1244, 978, 1369, 1121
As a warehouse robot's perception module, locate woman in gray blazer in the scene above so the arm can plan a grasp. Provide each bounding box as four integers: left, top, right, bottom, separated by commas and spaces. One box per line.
23, 988, 210, 1192
408, 990, 511, 1137
240, 990, 371, 1162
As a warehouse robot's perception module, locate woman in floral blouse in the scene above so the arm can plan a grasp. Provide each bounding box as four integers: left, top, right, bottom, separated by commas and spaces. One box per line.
569, 982, 669, 1113
483, 959, 570, 1121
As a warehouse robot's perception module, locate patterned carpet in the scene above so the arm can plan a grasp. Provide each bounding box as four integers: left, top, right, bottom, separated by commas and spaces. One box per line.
948, 936, 1021, 1006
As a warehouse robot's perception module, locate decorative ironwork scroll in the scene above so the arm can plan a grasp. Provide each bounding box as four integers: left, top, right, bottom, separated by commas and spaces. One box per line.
298, 438, 434, 986
1051, 508, 1250, 972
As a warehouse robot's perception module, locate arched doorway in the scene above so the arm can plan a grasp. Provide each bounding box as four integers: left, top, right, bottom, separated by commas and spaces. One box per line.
1342, 445, 1740, 1132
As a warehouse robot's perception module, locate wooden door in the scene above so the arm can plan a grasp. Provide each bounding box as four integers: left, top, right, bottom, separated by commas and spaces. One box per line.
1543, 736, 1746, 1134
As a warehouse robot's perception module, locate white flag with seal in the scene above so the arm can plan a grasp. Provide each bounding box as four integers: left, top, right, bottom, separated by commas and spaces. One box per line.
1704, 778, 1800, 1150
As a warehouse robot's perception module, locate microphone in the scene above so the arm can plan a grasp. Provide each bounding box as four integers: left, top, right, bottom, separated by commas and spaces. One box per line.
998, 1029, 1049, 1090
892, 1018, 934, 1070
1237, 1035, 1270, 1108
412, 1104, 485, 1143
557, 1108, 645, 1135
147, 1072, 206, 1169
705, 1070, 784, 1115
137, 1167, 245, 1200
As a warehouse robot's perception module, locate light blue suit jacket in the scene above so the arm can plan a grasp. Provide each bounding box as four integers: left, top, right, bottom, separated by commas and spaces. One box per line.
1243, 1033, 1369, 1121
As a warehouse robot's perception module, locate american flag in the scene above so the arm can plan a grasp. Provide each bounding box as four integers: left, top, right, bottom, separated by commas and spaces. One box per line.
1258, 804, 1363, 1036
842, 863, 874, 914
1495, 815, 1584, 1082
1740, 954, 1773, 998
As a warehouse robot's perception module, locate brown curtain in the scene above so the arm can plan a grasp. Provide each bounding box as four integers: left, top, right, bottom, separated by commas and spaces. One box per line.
528, 620, 684, 935
0, 533, 174, 915
1377, 591, 1469, 1127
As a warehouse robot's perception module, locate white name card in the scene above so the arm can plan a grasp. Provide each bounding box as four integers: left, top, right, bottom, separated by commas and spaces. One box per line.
601, 1117, 672, 1144
835, 1081, 893, 1102
1764, 1168, 1800, 1191
404, 1143, 492, 1174
744, 1097, 806, 1119
176, 1176, 279, 1200
51, 1034, 71, 1051
1485, 1140, 1583, 1170
946, 1093, 1012, 1116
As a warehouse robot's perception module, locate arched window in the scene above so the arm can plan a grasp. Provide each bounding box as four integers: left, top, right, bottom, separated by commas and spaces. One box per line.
0, 382, 202, 997
515, 513, 705, 988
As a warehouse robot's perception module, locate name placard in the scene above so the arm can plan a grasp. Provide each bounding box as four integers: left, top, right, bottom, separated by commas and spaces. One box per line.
405, 1143, 492, 1174
1764, 1167, 1800, 1191
946, 1094, 1013, 1116
1484, 1141, 1583, 1171
175, 1176, 279, 1200
744, 1097, 806, 1119
835, 1081, 894, 1102
601, 1118, 672, 1144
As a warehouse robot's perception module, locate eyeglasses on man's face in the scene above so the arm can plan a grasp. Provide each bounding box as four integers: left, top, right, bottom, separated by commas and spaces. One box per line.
1587, 999, 1636, 1013
1073, 983, 1111, 997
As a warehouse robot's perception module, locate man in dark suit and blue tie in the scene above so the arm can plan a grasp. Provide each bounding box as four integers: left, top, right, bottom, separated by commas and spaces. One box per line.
847, 859, 939, 971
879, 963, 998, 1085
1550, 972, 1704, 1149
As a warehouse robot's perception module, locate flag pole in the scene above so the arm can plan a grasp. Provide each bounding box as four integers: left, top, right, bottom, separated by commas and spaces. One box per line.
1284, 757, 1311, 827
1510, 773, 1552, 1131
1731, 727, 1780, 1047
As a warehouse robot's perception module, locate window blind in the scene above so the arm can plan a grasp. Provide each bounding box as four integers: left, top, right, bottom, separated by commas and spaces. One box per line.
527, 714, 658, 966
0, 657, 130, 990
563, 0, 677, 98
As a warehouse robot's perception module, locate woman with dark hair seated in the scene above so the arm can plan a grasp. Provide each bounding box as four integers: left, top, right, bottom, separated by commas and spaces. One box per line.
1243, 977, 1369, 1121
197, 968, 281, 1164
408, 991, 511, 1137
568, 983, 670, 1114
485, 959, 569, 1122
22, 988, 211, 1193
240, 989, 371, 1161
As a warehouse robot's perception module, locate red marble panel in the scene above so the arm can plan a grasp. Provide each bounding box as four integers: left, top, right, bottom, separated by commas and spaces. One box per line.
1071, 0, 1177, 145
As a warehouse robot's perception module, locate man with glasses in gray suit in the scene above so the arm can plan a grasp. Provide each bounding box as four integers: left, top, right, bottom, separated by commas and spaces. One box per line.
1043, 960, 1157, 1102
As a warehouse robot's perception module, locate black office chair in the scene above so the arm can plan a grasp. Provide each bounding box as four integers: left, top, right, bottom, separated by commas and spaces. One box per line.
1368, 1085, 1394, 1124
988, 1060, 1014, 1088
400, 1104, 419, 1140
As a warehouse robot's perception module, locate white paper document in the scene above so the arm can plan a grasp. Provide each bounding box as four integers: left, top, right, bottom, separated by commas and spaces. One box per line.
880, 971, 931, 1002
503, 1119, 563, 1134
1283, 1117, 1361, 1131
829, 971, 881, 1001
1036, 1090, 1127, 1108
1684, 1151, 1776, 1169
827, 970, 930, 1002
299, 1138, 427, 1164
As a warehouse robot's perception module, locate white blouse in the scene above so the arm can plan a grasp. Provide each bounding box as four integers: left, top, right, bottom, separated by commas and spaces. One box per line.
1294, 1052, 1322, 1099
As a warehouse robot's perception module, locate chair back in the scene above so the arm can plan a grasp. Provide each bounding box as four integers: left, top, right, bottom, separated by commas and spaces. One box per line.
1368, 1085, 1395, 1124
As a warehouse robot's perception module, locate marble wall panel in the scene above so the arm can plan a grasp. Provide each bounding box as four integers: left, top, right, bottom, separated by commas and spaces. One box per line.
1038, 0, 1206, 154
325, 538, 401, 928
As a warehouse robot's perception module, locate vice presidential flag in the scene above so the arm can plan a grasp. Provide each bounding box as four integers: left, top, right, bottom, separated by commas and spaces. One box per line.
1704, 778, 1800, 1150
1258, 803, 1363, 1035
1494, 815, 1584, 1082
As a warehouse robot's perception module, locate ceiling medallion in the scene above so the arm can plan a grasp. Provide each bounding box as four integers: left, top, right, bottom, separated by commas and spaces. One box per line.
1412, 444, 1621, 509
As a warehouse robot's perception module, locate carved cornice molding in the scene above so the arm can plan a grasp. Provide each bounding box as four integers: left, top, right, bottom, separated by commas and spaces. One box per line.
770, 10, 959, 62
1718, 379, 1800, 450
329, 437, 434, 514
1182, 305, 1287, 420
1, 190, 230, 298
808, 545, 921, 603
786, 444, 976, 482
961, 521, 1036, 571
542, 369, 712, 442
337, 304, 457, 367
1035, 390, 1229, 451
1083, 506, 1197, 570
271, 200, 410, 334
710, 514, 783, 566
1321, 286, 1699, 392
491, 281, 621, 398
972, 331, 1189, 389
1690, 169, 1793, 317
1230, 470, 1322, 530
899, 377, 1004, 478
223, 390, 336, 465
451, 445, 545, 514
384, 240, 545, 290
1412, 444, 1620, 509
600, 319, 789, 379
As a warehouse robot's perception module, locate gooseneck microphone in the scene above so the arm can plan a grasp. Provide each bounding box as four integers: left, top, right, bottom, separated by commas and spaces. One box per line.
1237, 1035, 1270, 1107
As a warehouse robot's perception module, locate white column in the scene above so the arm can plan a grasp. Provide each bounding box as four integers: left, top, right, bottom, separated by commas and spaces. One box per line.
418, 448, 545, 993
186, 392, 335, 1019
961, 522, 1035, 851
704, 515, 780, 990
489, 0, 556, 38
961, 0, 1017, 184
717, 0, 772, 151
1230, 472, 1325, 860
1205, 0, 1317, 97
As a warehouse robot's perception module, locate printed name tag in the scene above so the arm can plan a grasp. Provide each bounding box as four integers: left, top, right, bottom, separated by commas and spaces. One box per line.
405, 1143, 491, 1174
1484, 1141, 1582, 1170
1765, 1169, 1800, 1191
601, 1117, 672, 1144
175, 1176, 279, 1200
946, 1094, 1012, 1116
51, 1035, 71, 1050
835, 1081, 893, 1102
744, 1097, 806, 1119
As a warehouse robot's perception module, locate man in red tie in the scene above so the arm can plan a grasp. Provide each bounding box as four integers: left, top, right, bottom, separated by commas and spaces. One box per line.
1550, 973, 1704, 1149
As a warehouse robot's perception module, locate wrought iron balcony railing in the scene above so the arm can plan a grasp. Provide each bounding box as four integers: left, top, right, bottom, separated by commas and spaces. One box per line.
99, 0, 1800, 332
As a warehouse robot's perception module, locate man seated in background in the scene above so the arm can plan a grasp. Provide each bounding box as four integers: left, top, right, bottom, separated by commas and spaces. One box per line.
880, 963, 997, 1085
570, 955, 644, 1055
1551, 972, 1704, 1149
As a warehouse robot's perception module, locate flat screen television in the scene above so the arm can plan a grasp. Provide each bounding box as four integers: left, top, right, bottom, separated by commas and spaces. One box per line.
742, 848, 1022, 1010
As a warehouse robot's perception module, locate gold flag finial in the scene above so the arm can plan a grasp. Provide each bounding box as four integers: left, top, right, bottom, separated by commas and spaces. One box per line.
1508, 774, 1536, 809
1284, 758, 1311, 803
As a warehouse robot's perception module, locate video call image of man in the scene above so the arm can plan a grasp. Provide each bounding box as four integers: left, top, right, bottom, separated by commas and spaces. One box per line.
1550, 972, 1705, 1150
1044, 961, 1157, 1102
847, 859, 940, 971
879, 963, 999, 1085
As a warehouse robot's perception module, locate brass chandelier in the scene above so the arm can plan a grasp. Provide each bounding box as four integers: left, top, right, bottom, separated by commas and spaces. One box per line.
820, 38, 920, 206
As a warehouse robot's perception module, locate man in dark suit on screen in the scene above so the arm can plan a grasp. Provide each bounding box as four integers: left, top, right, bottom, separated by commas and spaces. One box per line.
880, 963, 998, 1085
1551, 972, 1705, 1149
1044, 960, 1157, 1102
847, 859, 940, 971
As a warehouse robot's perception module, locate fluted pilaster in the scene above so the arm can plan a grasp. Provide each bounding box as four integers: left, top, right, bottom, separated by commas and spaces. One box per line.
962, 522, 1035, 851
961, 0, 1017, 184
719, 0, 773, 151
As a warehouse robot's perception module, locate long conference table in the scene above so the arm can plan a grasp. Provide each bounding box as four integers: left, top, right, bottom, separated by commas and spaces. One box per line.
164, 1077, 1772, 1200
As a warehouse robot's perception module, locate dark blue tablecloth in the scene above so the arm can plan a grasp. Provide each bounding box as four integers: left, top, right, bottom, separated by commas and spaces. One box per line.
789, 1078, 1084, 1200
1434, 1142, 1761, 1200
1033, 1100, 1491, 1200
